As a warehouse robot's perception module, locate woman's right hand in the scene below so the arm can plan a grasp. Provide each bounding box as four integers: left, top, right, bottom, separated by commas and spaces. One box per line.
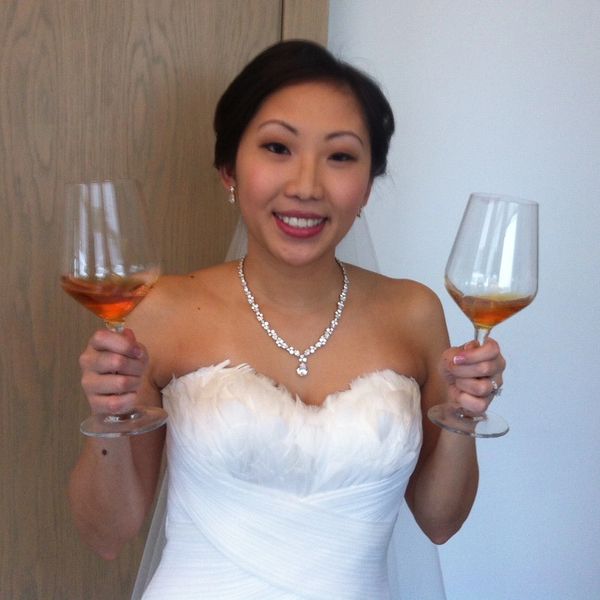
79, 328, 149, 416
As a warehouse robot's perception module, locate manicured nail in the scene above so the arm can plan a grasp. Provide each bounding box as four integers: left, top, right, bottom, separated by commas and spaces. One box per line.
453, 354, 466, 365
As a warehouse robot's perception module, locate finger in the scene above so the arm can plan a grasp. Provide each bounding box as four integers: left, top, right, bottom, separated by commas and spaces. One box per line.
82, 371, 143, 397
450, 359, 501, 379
453, 341, 501, 365
79, 350, 147, 381
453, 375, 495, 398
95, 351, 147, 376
446, 382, 492, 413
470, 338, 503, 361
88, 328, 144, 359
88, 391, 140, 415
454, 391, 492, 414
462, 339, 481, 351
449, 340, 505, 383
463, 375, 504, 396
442, 342, 483, 372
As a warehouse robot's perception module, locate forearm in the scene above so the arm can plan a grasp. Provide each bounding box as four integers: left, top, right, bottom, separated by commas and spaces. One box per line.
68, 438, 150, 559
407, 429, 479, 544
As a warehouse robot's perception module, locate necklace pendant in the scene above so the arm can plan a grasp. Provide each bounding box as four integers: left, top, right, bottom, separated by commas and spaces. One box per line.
238, 257, 348, 379
296, 360, 309, 377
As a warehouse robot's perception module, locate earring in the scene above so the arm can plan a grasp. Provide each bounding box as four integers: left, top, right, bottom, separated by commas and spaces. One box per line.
227, 186, 236, 205
356, 207, 362, 218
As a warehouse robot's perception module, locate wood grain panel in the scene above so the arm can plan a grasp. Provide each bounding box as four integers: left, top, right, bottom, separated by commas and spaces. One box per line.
282, 0, 329, 44
0, 1, 281, 598
1, 0, 328, 597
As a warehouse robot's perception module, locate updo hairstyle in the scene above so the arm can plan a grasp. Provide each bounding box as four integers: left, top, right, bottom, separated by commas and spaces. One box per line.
213, 40, 395, 180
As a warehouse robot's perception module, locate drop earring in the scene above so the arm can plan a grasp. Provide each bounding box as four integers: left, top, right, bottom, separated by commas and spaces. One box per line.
227, 186, 237, 205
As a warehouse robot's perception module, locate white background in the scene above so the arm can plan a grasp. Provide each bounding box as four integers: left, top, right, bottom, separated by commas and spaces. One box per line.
329, 1, 600, 598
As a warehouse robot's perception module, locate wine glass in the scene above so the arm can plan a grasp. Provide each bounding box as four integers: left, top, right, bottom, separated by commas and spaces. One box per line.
61, 179, 167, 437
428, 193, 538, 438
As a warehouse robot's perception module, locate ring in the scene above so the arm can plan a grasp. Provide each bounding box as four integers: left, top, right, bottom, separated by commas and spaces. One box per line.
490, 379, 502, 397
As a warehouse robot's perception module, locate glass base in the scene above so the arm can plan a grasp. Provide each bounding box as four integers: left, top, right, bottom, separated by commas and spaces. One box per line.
80, 406, 168, 438
427, 404, 509, 438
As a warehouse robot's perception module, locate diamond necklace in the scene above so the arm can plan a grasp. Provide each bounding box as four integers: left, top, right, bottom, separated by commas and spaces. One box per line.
237, 257, 349, 377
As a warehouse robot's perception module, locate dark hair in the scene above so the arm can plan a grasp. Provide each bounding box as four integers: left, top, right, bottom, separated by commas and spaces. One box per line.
213, 40, 395, 179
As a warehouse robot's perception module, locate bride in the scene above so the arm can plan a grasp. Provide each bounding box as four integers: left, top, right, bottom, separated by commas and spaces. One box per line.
68, 40, 505, 599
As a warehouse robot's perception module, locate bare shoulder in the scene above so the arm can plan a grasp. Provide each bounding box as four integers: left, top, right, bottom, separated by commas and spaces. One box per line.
125, 262, 238, 380
130, 262, 236, 320
349, 265, 445, 325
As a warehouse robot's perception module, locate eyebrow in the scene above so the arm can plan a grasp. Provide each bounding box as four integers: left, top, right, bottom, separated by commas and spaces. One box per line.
257, 119, 365, 147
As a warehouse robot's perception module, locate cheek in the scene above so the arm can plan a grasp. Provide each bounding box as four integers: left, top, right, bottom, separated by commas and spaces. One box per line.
236, 162, 276, 204
333, 172, 371, 206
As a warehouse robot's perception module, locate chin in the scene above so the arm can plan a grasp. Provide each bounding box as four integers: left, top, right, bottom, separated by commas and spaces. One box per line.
275, 245, 335, 268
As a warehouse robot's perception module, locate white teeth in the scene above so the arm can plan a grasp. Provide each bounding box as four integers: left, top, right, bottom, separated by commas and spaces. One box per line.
278, 214, 324, 228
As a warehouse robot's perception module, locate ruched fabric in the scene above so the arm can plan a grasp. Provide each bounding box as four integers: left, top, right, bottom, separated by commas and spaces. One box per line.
140, 362, 427, 599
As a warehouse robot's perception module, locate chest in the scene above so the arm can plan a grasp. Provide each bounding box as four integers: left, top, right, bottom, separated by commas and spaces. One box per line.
166, 311, 421, 404
154, 271, 426, 399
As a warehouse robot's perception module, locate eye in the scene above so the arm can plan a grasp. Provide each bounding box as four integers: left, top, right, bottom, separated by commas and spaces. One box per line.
330, 152, 356, 162
263, 142, 290, 155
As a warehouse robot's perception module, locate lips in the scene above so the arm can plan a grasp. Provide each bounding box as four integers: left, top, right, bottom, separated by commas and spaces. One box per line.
274, 212, 327, 238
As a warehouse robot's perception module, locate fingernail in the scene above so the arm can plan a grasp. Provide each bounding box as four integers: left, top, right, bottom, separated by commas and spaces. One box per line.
453, 354, 466, 365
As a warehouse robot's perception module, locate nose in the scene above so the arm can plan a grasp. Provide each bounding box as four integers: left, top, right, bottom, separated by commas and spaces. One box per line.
284, 156, 323, 201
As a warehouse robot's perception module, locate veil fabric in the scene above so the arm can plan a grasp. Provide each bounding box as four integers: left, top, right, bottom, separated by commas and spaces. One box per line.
131, 216, 446, 599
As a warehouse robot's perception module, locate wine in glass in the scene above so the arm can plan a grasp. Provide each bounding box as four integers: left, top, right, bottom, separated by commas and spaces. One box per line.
428, 193, 538, 438
61, 179, 167, 437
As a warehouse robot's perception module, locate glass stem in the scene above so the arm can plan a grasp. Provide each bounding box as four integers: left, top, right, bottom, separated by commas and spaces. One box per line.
474, 326, 491, 345
104, 412, 140, 423
105, 321, 125, 333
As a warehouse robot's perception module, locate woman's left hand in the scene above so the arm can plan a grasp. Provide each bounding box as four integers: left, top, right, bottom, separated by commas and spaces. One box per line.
440, 338, 506, 414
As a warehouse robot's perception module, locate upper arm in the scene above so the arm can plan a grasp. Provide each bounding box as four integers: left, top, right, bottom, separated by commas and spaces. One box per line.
395, 283, 451, 506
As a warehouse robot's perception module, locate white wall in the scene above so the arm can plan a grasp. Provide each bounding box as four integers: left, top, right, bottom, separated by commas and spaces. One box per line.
329, 2, 600, 598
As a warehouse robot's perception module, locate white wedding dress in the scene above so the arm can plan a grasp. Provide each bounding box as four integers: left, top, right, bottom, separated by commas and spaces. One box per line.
132, 218, 447, 599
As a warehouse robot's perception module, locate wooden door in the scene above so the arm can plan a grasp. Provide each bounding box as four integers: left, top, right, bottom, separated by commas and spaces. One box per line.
0, 1, 327, 598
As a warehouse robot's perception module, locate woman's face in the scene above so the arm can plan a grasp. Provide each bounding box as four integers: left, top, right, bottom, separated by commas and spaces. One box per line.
222, 81, 372, 267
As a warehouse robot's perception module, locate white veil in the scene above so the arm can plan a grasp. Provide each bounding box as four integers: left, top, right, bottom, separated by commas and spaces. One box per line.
131, 216, 446, 599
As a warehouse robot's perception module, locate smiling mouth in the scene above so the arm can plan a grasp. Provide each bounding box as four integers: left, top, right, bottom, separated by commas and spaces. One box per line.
275, 213, 326, 229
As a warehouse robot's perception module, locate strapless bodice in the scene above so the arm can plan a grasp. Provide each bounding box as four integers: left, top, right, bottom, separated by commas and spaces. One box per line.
141, 362, 424, 599
164, 361, 422, 496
